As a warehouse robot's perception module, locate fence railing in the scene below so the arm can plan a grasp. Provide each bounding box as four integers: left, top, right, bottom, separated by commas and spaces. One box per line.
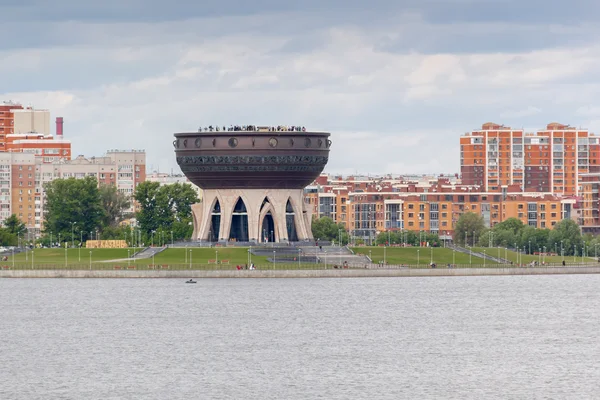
1, 261, 598, 271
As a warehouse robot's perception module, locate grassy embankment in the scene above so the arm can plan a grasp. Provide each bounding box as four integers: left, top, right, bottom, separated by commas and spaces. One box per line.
350, 247, 495, 265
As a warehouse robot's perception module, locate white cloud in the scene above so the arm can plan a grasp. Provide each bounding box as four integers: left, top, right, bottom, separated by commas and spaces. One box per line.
2, 9, 600, 175
500, 106, 542, 118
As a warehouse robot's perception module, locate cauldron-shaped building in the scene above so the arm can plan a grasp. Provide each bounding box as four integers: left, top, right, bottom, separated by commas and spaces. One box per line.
174, 128, 331, 243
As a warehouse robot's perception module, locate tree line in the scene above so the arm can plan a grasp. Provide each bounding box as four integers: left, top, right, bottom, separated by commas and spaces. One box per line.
453, 212, 588, 256
310, 217, 443, 247
312, 213, 593, 257
7, 177, 199, 248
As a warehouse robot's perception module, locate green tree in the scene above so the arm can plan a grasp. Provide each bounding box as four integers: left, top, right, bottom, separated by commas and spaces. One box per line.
311, 217, 349, 244
133, 181, 164, 235
134, 182, 199, 241
493, 217, 525, 235
453, 212, 486, 246
548, 219, 583, 256
0, 228, 16, 246
519, 226, 550, 254
4, 214, 26, 236
494, 228, 517, 248
99, 184, 131, 228
43, 177, 104, 243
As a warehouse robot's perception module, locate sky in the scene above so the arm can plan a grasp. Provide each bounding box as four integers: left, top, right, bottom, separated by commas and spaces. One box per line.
2, 0, 600, 176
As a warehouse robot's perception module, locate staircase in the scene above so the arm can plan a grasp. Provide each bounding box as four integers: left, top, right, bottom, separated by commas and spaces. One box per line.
132, 246, 167, 259
446, 244, 511, 264
296, 245, 370, 266
249, 245, 370, 266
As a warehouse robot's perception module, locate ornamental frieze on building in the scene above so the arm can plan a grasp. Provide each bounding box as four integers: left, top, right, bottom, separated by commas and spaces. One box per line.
180, 165, 325, 172
176, 155, 329, 166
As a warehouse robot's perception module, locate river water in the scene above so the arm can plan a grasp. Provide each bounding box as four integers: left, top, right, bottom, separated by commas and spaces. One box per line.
1, 276, 599, 399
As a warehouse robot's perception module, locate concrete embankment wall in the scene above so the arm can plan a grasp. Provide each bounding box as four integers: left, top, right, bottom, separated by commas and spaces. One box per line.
2, 267, 600, 278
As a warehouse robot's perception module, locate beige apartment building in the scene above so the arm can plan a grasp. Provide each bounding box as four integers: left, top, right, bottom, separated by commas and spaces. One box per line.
0, 152, 36, 230
12, 108, 51, 135
37, 150, 146, 225
145, 172, 202, 199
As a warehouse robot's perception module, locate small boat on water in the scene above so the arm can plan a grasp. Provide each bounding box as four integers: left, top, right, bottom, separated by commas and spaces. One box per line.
186, 279, 197, 284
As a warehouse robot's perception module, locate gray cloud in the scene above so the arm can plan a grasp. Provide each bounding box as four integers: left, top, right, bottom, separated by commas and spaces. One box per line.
2, 1, 600, 175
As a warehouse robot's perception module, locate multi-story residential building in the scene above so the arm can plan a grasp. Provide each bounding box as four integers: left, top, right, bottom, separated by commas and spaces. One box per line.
33, 150, 146, 233
306, 174, 568, 241
12, 107, 51, 135
578, 173, 600, 233
0, 152, 38, 234
7, 132, 72, 163
0, 101, 24, 149
460, 122, 600, 196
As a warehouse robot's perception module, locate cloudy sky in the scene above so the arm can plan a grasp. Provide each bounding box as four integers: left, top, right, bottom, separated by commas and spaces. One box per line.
2, 0, 600, 175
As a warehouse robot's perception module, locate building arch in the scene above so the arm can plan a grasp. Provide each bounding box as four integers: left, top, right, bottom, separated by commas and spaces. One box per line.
285, 198, 299, 241
258, 201, 280, 243
229, 197, 249, 242
209, 198, 221, 242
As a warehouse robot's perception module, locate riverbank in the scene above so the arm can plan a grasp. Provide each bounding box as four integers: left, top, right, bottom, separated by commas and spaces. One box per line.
2, 266, 600, 278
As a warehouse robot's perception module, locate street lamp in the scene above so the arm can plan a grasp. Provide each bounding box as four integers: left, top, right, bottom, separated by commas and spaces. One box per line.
89, 251, 92, 270
189, 249, 192, 269
452, 249, 455, 266
215, 250, 218, 265
272, 250, 276, 268
71, 222, 76, 249
127, 249, 130, 267
543, 246, 546, 264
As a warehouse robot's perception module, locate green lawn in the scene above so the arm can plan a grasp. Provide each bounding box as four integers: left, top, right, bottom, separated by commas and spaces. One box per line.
3, 245, 594, 270
350, 246, 496, 265
469, 247, 595, 265
5, 248, 270, 267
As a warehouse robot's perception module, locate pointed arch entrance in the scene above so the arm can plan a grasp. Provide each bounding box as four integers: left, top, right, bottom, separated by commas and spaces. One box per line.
286, 198, 298, 242
261, 211, 275, 243
210, 199, 221, 242
229, 198, 249, 242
